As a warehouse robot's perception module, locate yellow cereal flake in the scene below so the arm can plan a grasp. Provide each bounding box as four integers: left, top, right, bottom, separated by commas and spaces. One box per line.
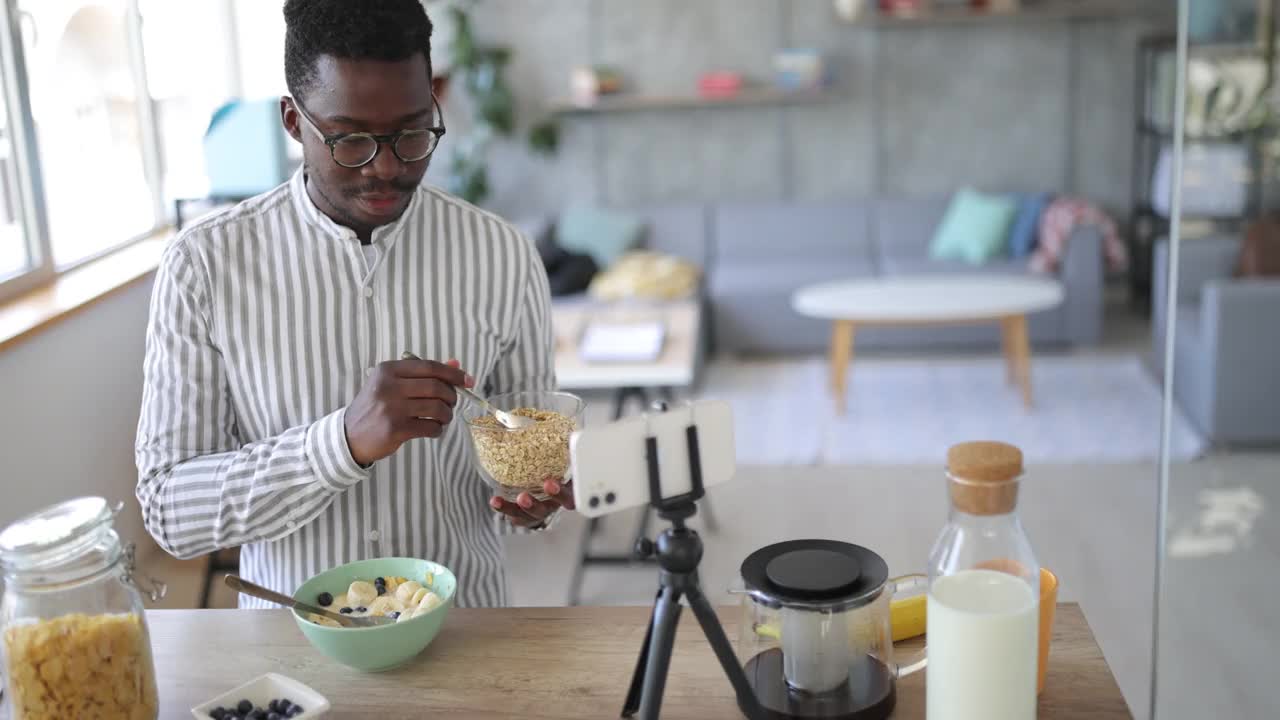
2, 612, 158, 720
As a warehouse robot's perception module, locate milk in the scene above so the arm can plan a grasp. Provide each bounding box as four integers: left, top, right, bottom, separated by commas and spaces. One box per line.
927, 569, 1039, 720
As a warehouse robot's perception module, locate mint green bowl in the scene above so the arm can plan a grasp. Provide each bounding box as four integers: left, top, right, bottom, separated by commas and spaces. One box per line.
291, 557, 456, 672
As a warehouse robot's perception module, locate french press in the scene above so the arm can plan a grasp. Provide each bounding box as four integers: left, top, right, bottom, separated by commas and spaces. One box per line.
736, 539, 926, 720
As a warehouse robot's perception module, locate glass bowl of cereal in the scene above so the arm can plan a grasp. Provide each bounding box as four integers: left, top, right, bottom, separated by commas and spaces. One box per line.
462, 389, 585, 501
291, 557, 455, 672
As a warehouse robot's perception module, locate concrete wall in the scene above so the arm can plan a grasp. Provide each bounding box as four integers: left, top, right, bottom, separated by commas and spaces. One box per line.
446, 1, 1168, 222
0, 279, 154, 559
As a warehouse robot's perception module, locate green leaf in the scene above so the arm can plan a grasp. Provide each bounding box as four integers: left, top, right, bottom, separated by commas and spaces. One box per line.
528, 120, 559, 155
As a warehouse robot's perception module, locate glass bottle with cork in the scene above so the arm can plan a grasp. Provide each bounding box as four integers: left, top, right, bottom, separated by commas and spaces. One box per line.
926, 441, 1040, 720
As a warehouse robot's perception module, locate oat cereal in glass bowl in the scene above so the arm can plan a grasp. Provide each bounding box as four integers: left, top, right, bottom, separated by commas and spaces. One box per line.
462, 390, 584, 501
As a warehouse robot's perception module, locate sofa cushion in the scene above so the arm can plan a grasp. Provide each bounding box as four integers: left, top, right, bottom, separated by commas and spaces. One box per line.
929, 188, 1017, 264
713, 201, 873, 264
873, 194, 953, 265
633, 204, 710, 268
710, 259, 876, 297
879, 256, 1030, 277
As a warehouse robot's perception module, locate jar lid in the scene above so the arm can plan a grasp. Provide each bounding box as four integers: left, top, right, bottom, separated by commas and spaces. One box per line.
741, 540, 888, 610
0, 496, 116, 571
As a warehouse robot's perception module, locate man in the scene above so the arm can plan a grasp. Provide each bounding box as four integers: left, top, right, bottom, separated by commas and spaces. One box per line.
135, 0, 572, 609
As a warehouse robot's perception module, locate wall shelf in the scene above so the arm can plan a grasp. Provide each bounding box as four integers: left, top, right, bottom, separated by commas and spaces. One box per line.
845, 0, 1166, 28
550, 88, 838, 116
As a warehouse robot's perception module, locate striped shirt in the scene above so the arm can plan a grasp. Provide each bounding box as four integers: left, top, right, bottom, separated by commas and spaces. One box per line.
135, 168, 555, 609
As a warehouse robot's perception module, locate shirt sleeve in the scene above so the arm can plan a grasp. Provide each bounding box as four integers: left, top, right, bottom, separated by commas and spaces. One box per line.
134, 241, 370, 560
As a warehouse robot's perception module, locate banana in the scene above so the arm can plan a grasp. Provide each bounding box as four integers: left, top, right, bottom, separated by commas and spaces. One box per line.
749, 595, 927, 645
890, 594, 927, 642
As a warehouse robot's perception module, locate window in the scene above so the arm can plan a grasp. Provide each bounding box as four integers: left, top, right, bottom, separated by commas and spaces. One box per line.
18, 0, 159, 267
0, 0, 247, 304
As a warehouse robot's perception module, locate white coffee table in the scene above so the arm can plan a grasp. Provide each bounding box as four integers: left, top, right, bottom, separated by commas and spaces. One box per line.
792, 275, 1065, 412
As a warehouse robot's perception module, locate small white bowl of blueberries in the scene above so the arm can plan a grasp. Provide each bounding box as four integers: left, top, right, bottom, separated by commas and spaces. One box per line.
191, 672, 329, 719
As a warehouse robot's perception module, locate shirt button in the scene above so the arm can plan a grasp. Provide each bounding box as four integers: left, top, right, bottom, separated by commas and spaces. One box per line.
367, 530, 380, 542
362, 287, 374, 298
365, 367, 375, 378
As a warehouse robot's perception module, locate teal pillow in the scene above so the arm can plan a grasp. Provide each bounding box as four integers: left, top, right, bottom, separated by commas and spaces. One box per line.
556, 206, 645, 268
929, 189, 1018, 264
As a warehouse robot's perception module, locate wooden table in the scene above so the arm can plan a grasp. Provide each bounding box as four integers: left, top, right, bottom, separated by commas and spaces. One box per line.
791, 275, 1065, 413
0, 603, 1128, 719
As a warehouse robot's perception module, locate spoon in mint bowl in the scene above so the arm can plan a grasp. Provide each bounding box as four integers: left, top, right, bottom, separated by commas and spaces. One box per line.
400, 351, 535, 430
224, 575, 394, 628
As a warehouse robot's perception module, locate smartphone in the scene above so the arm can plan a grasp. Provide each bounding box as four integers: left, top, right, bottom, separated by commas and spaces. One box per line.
570, 399, 737, 518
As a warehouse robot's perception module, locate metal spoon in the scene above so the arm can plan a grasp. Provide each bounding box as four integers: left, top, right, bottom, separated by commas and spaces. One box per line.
400, 351, 535, 429
223, 575, 395, 628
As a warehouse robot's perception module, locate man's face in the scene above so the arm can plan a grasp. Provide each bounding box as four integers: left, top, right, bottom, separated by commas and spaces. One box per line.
282, 53, 436, 234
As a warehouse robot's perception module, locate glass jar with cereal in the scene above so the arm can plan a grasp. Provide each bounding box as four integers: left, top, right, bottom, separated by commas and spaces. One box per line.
0, 497, 166, 720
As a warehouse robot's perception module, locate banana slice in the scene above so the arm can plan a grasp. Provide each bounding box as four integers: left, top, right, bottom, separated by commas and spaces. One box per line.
308, 613, 342, 628
395, 581, 423, 605
410, 587, 430, 608
420, 591, 442, 612
346, 580, 377, 607
367, 595, 404, 617
396, 609, 414, 623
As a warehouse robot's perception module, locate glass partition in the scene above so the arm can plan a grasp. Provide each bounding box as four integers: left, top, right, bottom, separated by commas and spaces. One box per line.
1153, 1, 1279, 718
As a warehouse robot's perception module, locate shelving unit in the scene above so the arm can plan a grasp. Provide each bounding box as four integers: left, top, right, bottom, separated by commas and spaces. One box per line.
549, 87, 837, 116
842, 0, 1166, 28
1129, 34, 1273, 306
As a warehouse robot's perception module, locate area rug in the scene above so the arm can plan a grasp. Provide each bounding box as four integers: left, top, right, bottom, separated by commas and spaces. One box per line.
694, 354, 1208, 466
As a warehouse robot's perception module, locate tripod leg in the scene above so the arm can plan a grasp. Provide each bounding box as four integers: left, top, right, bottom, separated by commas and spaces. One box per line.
626, 586, 684, 720
687, 586, 762, 719
622, 589, 661, 717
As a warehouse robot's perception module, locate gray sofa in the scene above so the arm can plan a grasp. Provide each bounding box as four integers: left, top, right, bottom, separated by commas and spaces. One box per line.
532, 193, 1106, 355
1152, 236, 1280, 445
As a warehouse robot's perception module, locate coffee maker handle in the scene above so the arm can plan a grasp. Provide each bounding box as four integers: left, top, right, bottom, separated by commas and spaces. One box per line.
889, 573, 928, 678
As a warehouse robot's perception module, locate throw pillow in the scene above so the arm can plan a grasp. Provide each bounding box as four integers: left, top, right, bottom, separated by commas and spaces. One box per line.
1007, 192, 1052, 258
930, 189, 1018, 264
556, 206, 645, 269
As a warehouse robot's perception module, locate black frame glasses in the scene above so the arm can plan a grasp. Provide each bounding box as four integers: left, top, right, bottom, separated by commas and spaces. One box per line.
291, 94, 446, 168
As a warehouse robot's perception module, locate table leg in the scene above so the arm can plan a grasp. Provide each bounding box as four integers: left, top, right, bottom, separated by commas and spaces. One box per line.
1003, 314, 1033, 408
828, 320, 855, 415
1000, 317, 1015, 385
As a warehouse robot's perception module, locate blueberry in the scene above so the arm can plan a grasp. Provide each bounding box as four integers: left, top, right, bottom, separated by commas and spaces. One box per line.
268, 714, 283, 720
376, 584, 386, 596
288, 708, 304, 718
251, 709, 268, 720
209, 709, 226, 720
277, 700, 293, 713
237, 700, 253, 715
339, 606, 352, 614
267, 700, 279, 713
390, 611, 400, 619
374, 576, 386, 585
316, 592, 333, 607
356, 606, 367, 613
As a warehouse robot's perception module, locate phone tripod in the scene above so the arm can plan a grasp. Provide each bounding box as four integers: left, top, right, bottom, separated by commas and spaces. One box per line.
621, 422, 762, 720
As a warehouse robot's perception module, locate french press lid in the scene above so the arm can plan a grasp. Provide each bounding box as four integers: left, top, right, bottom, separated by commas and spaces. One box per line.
741, 539, 889, 611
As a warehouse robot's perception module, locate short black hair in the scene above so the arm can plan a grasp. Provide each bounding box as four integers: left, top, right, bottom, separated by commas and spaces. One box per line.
284, 0, 434, 100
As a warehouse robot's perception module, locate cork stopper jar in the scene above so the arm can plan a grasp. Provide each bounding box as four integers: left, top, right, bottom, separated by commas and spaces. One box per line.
946, 441, 1024, 515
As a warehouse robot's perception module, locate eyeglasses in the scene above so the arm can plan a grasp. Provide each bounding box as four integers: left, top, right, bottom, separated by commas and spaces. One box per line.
291, 94, 446, 168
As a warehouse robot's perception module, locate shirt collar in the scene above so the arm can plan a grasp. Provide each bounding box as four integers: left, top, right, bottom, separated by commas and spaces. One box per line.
288, 165, 423, 248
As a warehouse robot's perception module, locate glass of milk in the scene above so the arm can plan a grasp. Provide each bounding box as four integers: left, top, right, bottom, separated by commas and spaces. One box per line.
927, 441, 1040, 720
